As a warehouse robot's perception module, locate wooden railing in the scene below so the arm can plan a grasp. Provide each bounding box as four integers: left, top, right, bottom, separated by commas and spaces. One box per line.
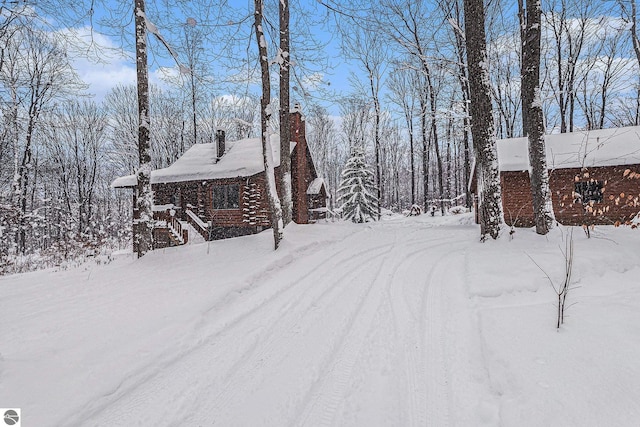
167, 216, 188, 244
185, 208, 210, 240
151, 207, 190, 247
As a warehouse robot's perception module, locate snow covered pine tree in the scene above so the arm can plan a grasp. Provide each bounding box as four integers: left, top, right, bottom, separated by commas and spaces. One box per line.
338, 148, 378, 223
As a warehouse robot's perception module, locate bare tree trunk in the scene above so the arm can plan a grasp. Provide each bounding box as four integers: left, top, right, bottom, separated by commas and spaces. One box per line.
521, 0, 555, 235
630, 1, 640, 66
191, 69, 197, 144
15, 65, 44, 254
632, 13, 640, 126
518, 0, 529, 135
430, 114, 445, 215
464, 0, 503, 240
387, 67, 416, 206
449, 1, 473, 209
134, 0, 153, 257
445, 126, 452, 204
255, 0, 283, 249
422, 68, 445, 215
413, 39, 444, 215
420, 94, 430, 211
409, 117, 416, 206
370, 77, 383, 220
17, 121, 33, 254
545, 2, 588, 134
279, 0, 292, 226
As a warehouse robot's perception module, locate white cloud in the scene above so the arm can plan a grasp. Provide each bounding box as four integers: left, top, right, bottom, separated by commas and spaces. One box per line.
59, 26, 173, 101
76, 60, 137, 99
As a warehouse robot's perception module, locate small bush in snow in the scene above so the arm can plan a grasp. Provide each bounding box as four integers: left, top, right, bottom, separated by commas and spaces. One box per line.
407, 205, 422, 216
528, 228, 575, 329
448, 206, 467, 215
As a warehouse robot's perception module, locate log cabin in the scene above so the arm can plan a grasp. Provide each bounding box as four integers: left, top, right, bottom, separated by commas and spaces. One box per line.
112, 109, 328, 250
470, 126, 640, 228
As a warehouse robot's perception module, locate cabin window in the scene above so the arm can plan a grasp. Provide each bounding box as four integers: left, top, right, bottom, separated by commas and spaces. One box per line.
574, 180, 603, 204
212, 184, 240, 209
170, 189, 181, 207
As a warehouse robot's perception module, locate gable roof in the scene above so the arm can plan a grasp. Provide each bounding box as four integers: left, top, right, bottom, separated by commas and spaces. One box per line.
497, 126, 640, 172
112, 134, 295, 188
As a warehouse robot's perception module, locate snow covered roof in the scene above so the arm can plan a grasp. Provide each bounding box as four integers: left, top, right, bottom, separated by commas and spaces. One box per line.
498, 126, 640, 171
306, 177, 325, 195
112, 134, 296, 188
111, 174, 137, 188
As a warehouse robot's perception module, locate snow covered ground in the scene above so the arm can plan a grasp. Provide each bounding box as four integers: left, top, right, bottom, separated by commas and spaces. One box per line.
1, 214, 639, 426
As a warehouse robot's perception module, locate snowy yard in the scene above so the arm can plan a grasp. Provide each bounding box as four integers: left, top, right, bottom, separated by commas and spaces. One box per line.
1, 214, 639, 426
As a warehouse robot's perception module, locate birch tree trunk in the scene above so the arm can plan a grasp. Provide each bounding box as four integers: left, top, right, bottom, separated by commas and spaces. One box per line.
134, 0, 153, 257
463, 0, 503, 240
521, 0, 555, 235
255, 0, 283, 249
279, 0, 292, 225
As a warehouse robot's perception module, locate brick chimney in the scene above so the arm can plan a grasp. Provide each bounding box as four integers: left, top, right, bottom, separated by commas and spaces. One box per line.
290, 104, 309, 224
216, 129, 226, 160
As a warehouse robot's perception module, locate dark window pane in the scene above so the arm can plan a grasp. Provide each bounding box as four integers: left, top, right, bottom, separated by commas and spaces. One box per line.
228, 185, 240, 208
212, 184, 240, 209
574, 180, 603, 203
213, 186, 226, 209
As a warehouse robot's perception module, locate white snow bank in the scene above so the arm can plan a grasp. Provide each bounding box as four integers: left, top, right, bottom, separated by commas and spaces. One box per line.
467, 224, 640, 425
2, 215, 640, 426
0, 221, 362, 426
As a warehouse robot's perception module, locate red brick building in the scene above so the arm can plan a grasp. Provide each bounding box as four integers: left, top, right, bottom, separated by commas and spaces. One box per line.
471, 126, 640, 227
112, 110, 327, 248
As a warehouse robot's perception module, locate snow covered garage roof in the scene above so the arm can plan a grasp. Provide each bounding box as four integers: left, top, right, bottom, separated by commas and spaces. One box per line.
498, 126, 640, 171
112, 135, 295, 188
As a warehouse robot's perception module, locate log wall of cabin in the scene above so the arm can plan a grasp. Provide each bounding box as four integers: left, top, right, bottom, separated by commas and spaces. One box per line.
152, 174, 274, 238
500, 164, 640, 227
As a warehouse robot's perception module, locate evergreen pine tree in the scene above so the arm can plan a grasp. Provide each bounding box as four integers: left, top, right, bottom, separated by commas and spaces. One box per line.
338, 149, 379, 223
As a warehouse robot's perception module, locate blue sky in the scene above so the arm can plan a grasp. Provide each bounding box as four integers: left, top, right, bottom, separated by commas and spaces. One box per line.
53, 0, 354, 113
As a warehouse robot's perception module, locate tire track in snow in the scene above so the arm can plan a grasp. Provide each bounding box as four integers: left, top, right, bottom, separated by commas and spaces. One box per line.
187, 251, 393, 425
73, 228, 465, 426
424, 245, 464, 426
294, 232, 461, 426
176, 234, 449, 426
361, 236, 465, 427
69, 238, 387, 425
296, 237, 398, 426
75, 233, 412, 425
386, 241, 462, 427
188, 235, 449, 425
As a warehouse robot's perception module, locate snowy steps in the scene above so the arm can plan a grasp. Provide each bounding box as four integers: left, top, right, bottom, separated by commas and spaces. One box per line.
180, 220, 206, 245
